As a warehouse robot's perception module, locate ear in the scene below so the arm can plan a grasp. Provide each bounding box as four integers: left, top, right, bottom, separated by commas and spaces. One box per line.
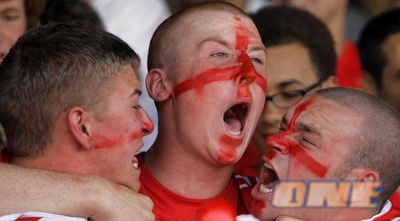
146, 68, 171, 102
361, 71, 378, 96
67, 107, 92, 150
344, 168, 381, 206
321, 75, 338, 89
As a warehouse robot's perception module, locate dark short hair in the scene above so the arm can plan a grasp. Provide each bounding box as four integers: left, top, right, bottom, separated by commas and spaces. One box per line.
0, 22, 140, 158
358, 8, 400, 88
40, 0, 104, 29
251, 6, 337, 81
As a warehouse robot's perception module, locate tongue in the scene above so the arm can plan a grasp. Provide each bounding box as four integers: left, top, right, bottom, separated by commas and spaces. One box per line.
224, 117, 242, 132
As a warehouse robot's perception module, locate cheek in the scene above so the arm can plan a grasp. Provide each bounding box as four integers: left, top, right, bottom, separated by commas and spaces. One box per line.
92, 117, 142, 149
216, 135, 242, 164
9, 21, 27, 43
174, 66, 237, 98
266, 134, 328, 178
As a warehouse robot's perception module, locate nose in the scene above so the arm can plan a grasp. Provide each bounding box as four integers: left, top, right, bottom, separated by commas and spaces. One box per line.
266, 133, 290, 155
234, 54, 257, 86
234, 71, 257, 86
139, 109, 154, 136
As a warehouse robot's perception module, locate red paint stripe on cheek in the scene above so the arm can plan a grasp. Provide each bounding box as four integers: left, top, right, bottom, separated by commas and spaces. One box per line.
93, 129, 142, 149
290, 98, 327, 177
290, 144, 328, 178
255, 76, 267, 94
265, 97, 328, 177
174, 66, 238, 98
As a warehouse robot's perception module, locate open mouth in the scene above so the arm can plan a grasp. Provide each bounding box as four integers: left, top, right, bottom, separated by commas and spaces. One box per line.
223, 103, 249, 136
259, 161, 279, 193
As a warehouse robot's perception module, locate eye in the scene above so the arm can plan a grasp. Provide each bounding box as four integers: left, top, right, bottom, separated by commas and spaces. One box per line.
2, 13, 20, 22
251, 57, 264, 65
132, 104, 142, 110
211, 52, 228, 58
280, 90, 302, 99
301, 137, 315, 147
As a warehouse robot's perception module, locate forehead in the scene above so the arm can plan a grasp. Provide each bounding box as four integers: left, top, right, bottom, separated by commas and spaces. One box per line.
178, 10, 262, 47
107, 65, 140, 91
382, 33, 400, 64
266, 43, 318, 89
286, 96, 361, 137
0, 0, 24, 9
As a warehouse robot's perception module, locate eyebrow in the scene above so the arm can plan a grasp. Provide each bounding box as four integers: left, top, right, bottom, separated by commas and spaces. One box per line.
130, 89, 142, 97
277, 79, 305, 88
248, 45, 267, 55
198, 36, 231, 48
296, 121, 321, 136
282, 113, 320, 135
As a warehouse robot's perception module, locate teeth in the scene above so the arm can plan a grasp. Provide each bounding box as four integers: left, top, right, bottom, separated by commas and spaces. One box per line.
264, 162, 273, 170
260, 184, 273, 193
132, 163, 138, 168
228, 130, 241, 136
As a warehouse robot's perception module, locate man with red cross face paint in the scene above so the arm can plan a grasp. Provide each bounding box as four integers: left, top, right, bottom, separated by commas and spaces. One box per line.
0, 2, 265, 220
250, 87, 400, 221
141, 1, 266, 220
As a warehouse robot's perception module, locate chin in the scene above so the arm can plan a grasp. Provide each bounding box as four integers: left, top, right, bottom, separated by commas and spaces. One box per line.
217, 150, 240, 165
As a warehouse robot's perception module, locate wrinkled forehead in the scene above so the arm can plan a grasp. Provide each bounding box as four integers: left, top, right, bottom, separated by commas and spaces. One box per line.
285, 95, 361, 135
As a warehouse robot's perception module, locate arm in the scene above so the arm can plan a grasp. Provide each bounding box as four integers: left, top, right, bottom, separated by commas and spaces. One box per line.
0, 163, 154, 221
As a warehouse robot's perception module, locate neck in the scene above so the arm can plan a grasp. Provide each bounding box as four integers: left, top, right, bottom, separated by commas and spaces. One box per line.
145, 137, 234, 199
12, 145, 87, 174
333, 208, 380, 221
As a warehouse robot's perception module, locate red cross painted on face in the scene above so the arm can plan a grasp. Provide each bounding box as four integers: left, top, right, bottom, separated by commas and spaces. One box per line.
174, 17, 266, 99
265, 97, 328, 178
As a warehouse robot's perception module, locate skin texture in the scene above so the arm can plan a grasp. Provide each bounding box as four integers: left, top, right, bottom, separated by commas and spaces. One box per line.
379, 32, 400, 112
0, 22, 155, 220
145, 8, 266, 200
0, 163, 155, 221
251, 42, 337, 169
251, 94, 380, 221
13, 65, 154, 192
252, 43, 319, 155
0, 0, 26, 62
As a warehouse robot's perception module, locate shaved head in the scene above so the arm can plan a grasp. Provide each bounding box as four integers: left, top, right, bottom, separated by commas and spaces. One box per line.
312, 87, 400, 201
147, 1, 251, 72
